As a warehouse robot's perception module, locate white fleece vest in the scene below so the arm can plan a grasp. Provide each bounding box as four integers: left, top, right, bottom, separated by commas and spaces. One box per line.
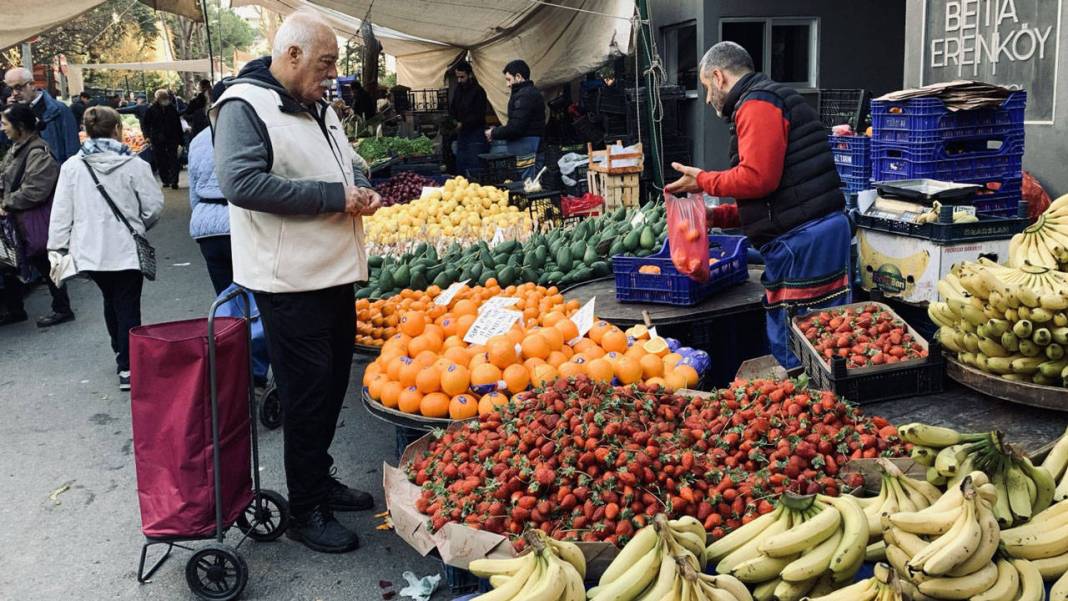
213, 83, 366, 293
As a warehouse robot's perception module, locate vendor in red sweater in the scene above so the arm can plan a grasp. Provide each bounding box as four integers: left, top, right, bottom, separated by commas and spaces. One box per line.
665, 42, 852, 369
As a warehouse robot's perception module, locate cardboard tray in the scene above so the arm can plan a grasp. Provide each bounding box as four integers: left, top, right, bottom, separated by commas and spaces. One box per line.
790, 301, 931, 375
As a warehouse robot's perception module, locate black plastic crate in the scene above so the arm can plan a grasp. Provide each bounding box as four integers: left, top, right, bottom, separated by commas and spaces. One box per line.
819, 89, 871, 131
789, 302, 944, 404
855, 203, 1028, 243
407, 88, 449, 113
476, 152, 535, 186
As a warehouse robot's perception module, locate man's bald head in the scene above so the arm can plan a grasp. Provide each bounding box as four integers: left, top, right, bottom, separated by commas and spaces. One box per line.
3, 67, 37, 103
270, 11, 338, 104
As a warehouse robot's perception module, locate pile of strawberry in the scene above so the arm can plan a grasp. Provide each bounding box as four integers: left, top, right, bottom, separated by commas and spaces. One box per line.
406, 376, 908, 548
798, 304, 929, 369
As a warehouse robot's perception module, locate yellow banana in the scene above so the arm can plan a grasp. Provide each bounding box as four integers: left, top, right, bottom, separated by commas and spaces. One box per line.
715, 509, 792, 574
947, 497, 999, 576
635, 550, 677, 601
901, 476, 944, 507
546, 538, 586, 578
592, 544, 660, 601
1052, 569, 1068, 601
471, 552, 535, 578
1030, 549, 1068, 580
559, 560, 585, 601
1003, 521, 1068, 559
474, 552, 538, 600
908, 495, 975, 574
699, 574, 751, 601
730, 552, 798, 583
759, 504, 841, 557
779, 529, 841, 582
865, 540, 886, 562
805, 577, 877, 601
704, 505, 782, 564
771, 576, 818, 601
890, 506, 962, 535
970, 558, 1020, 601
1011, 558, 1044, 601
751, 577, 780, 601
917, 560, 999, 599
519, 553, 565, 601
818, 494, 867, 582
599, 524, 658, 585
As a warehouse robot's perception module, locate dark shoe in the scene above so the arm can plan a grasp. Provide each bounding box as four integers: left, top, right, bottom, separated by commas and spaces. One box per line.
118, 371, 131, 391
285, 506, 359, 553
36, 312, 75, 328
325, 474, 374, 512
171, 183, 180, 190
0, 312, 28, 326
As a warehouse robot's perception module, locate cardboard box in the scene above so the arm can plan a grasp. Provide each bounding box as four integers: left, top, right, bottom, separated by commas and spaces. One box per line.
857, 228, 1010, 304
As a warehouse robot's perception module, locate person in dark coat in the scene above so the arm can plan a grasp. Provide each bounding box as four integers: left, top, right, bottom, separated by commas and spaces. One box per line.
347, 81, 375, 120
71, 92, 91, 128
448, 60, 488, 178
3, 67, 81, 164
485, 59, 545, 179
142, 88, 183, 188
183, 79, 212, 137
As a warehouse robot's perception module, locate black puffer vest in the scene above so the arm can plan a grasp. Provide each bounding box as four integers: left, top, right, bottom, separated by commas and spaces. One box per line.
723, 73, 844, 248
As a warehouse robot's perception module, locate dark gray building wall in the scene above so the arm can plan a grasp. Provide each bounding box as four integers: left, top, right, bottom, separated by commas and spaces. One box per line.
903, 0, 1068, 198
649, 0, 907, 174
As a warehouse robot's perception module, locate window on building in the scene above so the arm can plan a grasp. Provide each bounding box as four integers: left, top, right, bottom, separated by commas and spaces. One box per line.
719, 17, 819, 89
662, 21, 698, 91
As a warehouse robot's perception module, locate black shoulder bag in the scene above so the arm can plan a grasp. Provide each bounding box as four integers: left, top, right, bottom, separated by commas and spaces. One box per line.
81, 159, 157, 281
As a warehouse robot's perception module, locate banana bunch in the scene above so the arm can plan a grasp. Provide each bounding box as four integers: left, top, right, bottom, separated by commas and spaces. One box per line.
881, 475, 1032, 600
588, 515, 750, 601
912, 200, 978, 225
1008, 195, 1068, 270
856, 458, 943, 547
703, 494, 866, 601
900, 423, 1056, 526
469, 530, 586, 601
1042, 425, 1068, 502
930, 259, 1068, 386
804, 562, 907, 601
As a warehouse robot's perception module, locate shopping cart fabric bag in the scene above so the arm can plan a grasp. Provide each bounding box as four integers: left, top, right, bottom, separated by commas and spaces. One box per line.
130, 317, 254, 539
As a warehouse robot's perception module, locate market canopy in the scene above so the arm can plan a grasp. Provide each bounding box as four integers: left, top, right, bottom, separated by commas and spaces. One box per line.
0, 0, 203, 52
231, 0, 633, 118
66, 59, 213, 95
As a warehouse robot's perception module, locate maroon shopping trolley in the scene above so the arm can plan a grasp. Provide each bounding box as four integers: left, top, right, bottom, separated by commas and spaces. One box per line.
130, 288, 289, 601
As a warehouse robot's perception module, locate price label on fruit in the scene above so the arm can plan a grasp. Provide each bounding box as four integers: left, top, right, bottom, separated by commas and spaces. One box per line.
570, 297, 596, 342
463, 308, 522, 345
434, 279, 470, 307
479, 295, 520, 313
630, 211, 646, 227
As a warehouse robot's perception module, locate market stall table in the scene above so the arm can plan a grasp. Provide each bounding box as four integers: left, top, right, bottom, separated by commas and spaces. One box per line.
563, 270, 768, 387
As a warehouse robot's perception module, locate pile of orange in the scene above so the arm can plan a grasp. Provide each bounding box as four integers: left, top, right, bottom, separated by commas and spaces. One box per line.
361, 281, 702, 420
354, 285, 446, 347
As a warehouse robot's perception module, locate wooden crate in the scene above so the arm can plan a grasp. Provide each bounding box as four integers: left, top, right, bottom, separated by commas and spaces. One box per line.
588, 170, 640, 211
587, 141, 644, 174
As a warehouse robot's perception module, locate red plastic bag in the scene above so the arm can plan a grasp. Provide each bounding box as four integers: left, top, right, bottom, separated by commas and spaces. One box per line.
665, 192, 709, 282
1023, 170, 1051, 222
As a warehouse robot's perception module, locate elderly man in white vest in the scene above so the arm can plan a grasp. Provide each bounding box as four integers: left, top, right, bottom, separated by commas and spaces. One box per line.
211, 11, 380, 554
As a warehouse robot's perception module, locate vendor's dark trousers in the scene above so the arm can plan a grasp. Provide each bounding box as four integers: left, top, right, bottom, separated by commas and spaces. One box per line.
197, 236, 234, 296
1, 254, 72, 316
455, 128, 489, 179
87, 270, 143, 372
154, 142, 180, 185
254, 284, 355, 516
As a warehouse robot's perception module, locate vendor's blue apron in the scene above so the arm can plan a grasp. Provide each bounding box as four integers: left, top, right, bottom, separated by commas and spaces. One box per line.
505, 136, 541, 180
760, 211, 853, 369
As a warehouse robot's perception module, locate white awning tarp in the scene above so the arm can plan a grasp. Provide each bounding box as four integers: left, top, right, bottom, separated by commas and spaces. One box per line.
66, 59, 213, 95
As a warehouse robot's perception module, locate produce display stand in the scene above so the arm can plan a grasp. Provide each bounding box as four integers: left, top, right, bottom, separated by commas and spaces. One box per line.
946, 356, 1068, 413
587, 142, 643, 210
563, 270, 768, 387
353, 342, 381, 357
360, 387, 455, 432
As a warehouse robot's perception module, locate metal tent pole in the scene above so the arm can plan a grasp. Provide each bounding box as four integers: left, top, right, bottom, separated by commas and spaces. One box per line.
200, 0, 216, 82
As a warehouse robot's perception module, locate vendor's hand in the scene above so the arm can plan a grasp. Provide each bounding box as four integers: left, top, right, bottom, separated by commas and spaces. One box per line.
360, 189, 382, 215
484, 128, 493, 142
344, 185, 368, 215
664, 162, 702, 195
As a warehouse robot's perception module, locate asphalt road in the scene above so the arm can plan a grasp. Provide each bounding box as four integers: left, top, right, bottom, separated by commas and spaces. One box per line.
0, 176, 452, 600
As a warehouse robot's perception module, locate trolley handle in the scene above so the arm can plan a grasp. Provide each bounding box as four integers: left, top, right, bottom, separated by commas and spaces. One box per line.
208, 286, 253, 327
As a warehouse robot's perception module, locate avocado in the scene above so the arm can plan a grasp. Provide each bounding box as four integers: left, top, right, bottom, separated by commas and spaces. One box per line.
432, 272, 450, 288
367, 255, 384, 269
640, 226, 655, 250
557, 248, 573, 272
546, 270, 565, 283
355, 286, 374, 299
498, 266, 517, 286
409, 267, 428, 291
393, 265, 410, 288
591, 261, 610, 276
582, 245, 599, 265
623, 230, 641, 252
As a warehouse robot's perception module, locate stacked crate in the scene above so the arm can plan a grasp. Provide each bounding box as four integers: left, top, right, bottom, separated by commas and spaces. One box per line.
870, 91, 1027, 216
829, 135, 872, 194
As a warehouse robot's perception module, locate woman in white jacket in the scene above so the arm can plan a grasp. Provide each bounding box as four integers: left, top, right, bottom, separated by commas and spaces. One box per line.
49, 106, 164, 390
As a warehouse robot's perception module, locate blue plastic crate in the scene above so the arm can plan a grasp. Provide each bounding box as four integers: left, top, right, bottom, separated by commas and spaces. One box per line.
872, 90, 1026, 144
829, 135, 871, 168
871, 133, 1023, 182
839, 172, 872, 194
613, 235, 749, 306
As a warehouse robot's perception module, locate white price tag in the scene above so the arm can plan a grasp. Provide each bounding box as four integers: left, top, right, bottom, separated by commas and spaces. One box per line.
434, 279, 470, 306
569, 297, 597, 343
479, 295, 520, 313
463, 308, 522, 345
630, 211, 646, 227
491, 227, 506, 246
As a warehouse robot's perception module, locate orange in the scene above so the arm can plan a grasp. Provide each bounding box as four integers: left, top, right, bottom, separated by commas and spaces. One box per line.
586, 358, 614, 384
399, 311, 427, 337
443, 346, 471, 366
505, 327, 524, 346
520, 334, 551, 361
572, 338, 596, 353
523, 357, 547, 372
367, 373, 388, 400
397, 386, 423, 414
558, 361, 586, 380
640, 354, 664, 379
645, 377, 668, 391
546, 351, 568, 368
407, 335, 435, 357
643, 337, 670, 357
600, 328, 628, 353
380, 381, 403, 408
542, 311, 566, 327
398, 360, 421, 388
414, 350, 439, 367
423, 324, 445, 344
604, 351, 622, 365
588, 321, 612, 344
531, 364, 558, 388
440, 316, 458, 337
453, 299, 478, 317
455, 314, 477, 338
502, 364, 531, 394
487, 337, 519, 369
675, 364, 700, 387
624, 345, 646, 361
664, 370, 688, 391
442, 334, 464, 351
470, 363, 502, 392
383, 333, 411, 354
441, 363, 471, 396
581, 346, 606, 361
539, 326, 565, 351
468, 351, 490, 369
420, 392, 451, 418
415, 365, 442, 394
615, 356, 643, 385
555, 320, 580, 343
449, 394, 479, 420
362, 362, 382, 386
625, 324, 649, 340
663, 352, 684, 370
478, 391, 509, 416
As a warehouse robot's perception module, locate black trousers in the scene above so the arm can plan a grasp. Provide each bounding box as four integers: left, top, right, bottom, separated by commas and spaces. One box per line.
154, 142, 179, 185
197, 236, 234, 296
254, 284, 355, 515
1, 254, 72, 316
87, 270, 143, 372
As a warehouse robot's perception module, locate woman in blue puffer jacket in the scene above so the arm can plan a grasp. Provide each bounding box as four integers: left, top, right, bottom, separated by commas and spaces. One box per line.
187, 82, 232, 295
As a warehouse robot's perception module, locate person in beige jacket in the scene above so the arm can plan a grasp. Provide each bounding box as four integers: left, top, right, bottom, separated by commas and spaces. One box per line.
211, 11, 380, 554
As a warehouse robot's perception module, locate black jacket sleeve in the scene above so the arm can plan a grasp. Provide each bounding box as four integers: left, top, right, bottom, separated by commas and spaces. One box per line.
492, 87, 541, 140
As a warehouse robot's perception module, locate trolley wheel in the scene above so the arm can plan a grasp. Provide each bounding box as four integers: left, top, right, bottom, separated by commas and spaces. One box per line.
236, 489, 290, 542
184, 543, 248, 601
258, 384, 282, 430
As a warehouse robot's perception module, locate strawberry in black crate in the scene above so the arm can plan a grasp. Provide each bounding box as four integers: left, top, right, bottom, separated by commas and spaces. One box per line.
789, 301, 943, 403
